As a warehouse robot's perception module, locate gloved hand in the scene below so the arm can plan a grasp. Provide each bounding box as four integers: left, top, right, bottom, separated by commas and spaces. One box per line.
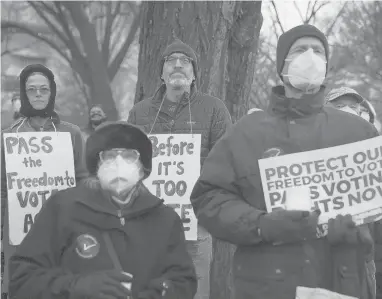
258, 209, 320, 244
69, 270, 133, 299
137, 279, 175, 299
327, 214, 357, 244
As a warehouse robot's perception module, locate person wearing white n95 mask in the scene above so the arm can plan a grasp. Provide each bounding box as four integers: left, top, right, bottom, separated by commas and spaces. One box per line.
8, 121, 197, 299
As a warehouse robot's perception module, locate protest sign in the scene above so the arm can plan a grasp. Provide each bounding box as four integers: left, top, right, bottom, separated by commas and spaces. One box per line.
3, 132, 76, 245
144, 134, 201, 240
296, 286, 357, 299
259, 136, 382, 237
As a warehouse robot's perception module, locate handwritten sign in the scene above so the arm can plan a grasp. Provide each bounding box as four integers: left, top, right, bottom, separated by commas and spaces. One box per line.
144, 134, 201, 240
3, 132, 76, 245
259, 136, 382, 237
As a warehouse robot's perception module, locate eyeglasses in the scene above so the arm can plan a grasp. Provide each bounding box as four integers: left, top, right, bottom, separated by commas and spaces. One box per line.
26, 87, 51, 95
99, 149, 140, 163
164, 56, 192, 66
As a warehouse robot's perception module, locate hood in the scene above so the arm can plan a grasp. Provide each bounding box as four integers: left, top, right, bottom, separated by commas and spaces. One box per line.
268, 85, 326, 119
19, 64, 57, 118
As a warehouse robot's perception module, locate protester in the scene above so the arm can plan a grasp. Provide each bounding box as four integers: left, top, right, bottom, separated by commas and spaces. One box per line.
1, 64, 88, 298
326, 87, 382, 299
191, 24, 379, 299
11, 93, 22, 121
128, 39, 232, 299
8, 121, 197, 299
83, 104, 108, 139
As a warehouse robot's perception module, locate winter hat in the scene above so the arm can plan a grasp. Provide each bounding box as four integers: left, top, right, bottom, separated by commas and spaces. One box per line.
325, 87, 364, 104
277, 24, 330, 80
86, 121, 153, 178
159, 39, 199, 85
19, 64, 57, 118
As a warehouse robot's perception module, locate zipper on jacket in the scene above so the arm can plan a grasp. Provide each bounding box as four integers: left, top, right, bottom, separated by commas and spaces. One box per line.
117, 210, 125, 226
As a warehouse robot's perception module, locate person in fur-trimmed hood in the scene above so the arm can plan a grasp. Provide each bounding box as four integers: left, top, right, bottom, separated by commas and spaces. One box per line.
9, 121, 197, 299
128, 39, 232, 299
1, 64, 88, 298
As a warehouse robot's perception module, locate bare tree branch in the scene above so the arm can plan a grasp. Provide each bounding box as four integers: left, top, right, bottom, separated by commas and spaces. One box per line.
270, 1, 285, 33
108, 8, 141, 81
325, 2, 347, 37
102, 1, 121, 65
28, 1, 71, 49
293, 1, 305, 23
1, 21, 72, 65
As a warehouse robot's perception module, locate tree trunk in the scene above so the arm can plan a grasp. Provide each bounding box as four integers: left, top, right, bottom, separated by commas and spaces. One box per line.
136, 2, 263, 299
63, 1, 119, 120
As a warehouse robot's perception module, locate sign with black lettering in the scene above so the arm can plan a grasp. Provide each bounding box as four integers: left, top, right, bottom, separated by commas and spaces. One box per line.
144, 134, 201, 240
258, 136, 382, 237
3, 132, 76, 245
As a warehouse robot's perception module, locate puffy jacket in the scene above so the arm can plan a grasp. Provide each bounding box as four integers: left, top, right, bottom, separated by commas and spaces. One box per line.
1, 112, 88, 294
9, 182, 196, 299
127, 85, 232, 167
191, 86, 379, 299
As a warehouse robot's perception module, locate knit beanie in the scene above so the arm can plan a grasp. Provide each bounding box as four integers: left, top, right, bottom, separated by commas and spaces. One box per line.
159, 39, 199, 85
86, 121, 153, 178
19, 64, 57, 118
277, 24, 330, 80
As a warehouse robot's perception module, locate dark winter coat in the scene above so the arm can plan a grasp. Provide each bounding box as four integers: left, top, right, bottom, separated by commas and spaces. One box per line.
191, 86, 379, 299
1, 113, 88, 294
9, 183, 197, 299
127, 85, 232, 167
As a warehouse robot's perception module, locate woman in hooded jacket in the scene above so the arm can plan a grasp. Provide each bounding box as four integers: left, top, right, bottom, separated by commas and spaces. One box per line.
1, 64, 88, 297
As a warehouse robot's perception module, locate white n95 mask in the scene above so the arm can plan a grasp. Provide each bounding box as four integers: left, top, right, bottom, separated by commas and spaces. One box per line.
283, 48, 326, 92
97, 157, 142, 195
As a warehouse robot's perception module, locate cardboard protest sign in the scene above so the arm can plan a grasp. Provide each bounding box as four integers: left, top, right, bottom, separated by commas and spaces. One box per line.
144, 134, 201, 240
295, 286, 357, 299
3, 132, 76, 245
259, 136, 382, 237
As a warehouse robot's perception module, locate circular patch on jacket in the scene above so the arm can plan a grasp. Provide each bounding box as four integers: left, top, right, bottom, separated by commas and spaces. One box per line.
75, 234, 100, 259
262, 147, 284, 159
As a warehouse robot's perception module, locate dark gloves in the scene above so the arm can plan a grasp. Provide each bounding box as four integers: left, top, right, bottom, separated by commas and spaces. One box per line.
327, 214, 357, 244
328, 214, 373, 250
137, 279, 176, 299
258, 209, 320, 244
69, 270, 133, 299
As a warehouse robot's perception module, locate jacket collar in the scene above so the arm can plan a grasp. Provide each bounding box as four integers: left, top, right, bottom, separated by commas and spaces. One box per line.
11, 111, 61, 131
268, 85, 326, 119
75, 182, 163, 220
151, 84, 198, 109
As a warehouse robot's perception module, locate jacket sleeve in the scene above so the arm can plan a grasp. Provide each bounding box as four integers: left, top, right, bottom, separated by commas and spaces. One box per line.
209, 101, 232, 151
374, 220, 382, 269
137, 215, 197, 299
191, 129, 265, 246
72, 128, 88, 182
9, 194, 73, 299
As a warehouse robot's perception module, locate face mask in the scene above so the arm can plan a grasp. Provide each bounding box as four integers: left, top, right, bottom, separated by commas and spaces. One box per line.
283, 48, 326, 92
339, 106, 359, 116
97, 157, 142, 196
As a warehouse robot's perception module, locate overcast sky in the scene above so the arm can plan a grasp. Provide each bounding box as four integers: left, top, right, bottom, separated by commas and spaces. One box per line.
261, 1, 344, 38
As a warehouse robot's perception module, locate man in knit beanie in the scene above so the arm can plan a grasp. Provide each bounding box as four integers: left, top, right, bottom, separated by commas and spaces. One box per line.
190, 24, 379, 299
128, 39, 232, 299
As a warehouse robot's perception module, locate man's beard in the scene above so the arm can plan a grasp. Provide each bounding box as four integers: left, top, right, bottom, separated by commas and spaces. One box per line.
167, 73, 193, 90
